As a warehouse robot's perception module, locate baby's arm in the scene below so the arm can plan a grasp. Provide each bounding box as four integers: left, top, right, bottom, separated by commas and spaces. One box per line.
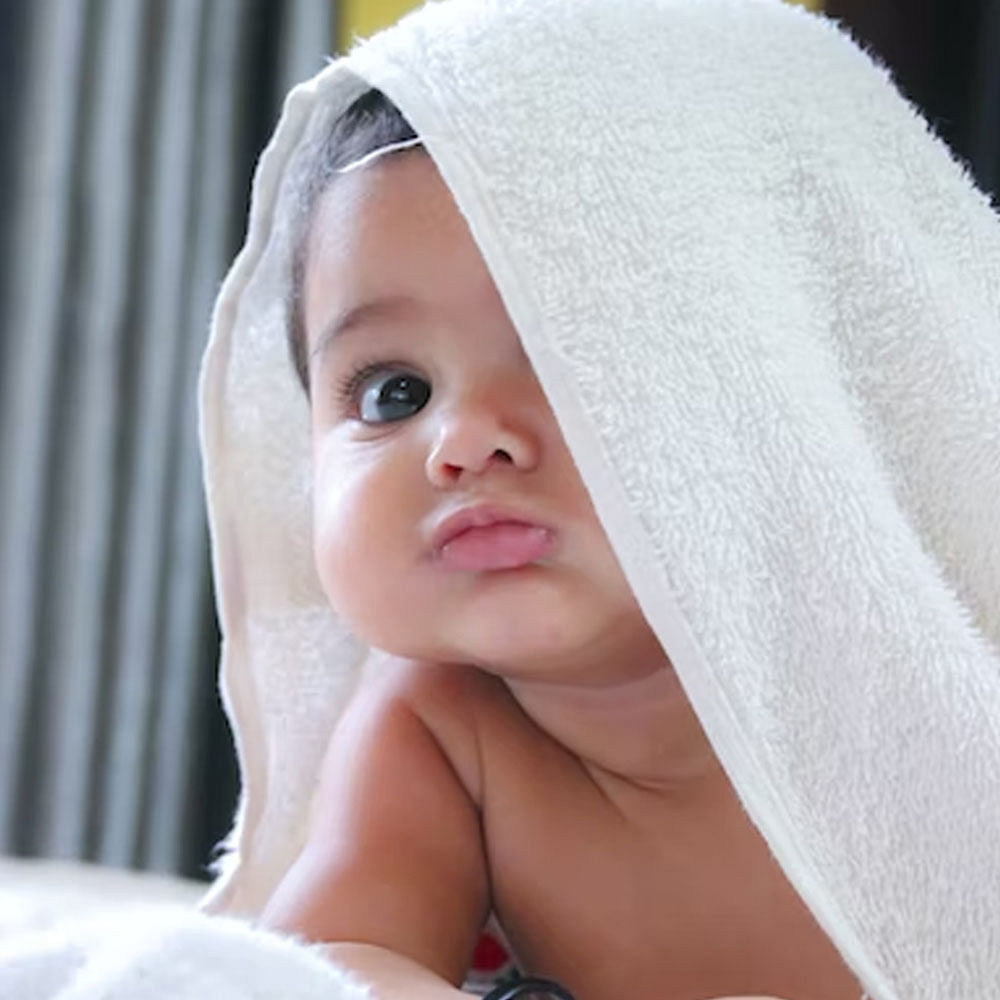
261, 661, 489, 998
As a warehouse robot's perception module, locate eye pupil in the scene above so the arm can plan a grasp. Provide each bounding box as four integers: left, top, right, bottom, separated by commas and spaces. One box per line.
360, 372, 431, 423
384, 376, 413, 404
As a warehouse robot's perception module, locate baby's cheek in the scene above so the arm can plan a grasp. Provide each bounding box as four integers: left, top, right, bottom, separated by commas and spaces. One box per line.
311, 459, 366, 609
310, 437, 436, 654
311, 477, 411, 651
312, 499, 353, 614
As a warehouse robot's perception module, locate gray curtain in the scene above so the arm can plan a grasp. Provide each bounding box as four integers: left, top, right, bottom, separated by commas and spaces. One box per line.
0, 0, 335, 878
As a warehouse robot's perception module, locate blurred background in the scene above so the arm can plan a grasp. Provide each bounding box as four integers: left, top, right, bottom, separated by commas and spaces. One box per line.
0, 0, 997, 885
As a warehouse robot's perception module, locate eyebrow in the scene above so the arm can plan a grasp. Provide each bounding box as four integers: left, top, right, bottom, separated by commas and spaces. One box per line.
309, 294, 419, 363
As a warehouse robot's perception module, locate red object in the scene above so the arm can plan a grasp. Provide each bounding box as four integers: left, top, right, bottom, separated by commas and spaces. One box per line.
472, 930, 513, 973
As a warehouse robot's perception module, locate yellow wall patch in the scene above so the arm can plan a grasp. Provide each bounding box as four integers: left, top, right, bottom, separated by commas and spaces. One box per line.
338, 0, 825, 51
338, 0, 424, 46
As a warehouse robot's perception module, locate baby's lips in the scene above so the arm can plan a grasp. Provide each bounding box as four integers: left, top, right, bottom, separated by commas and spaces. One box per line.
431, 502, 548, 548
437, 522, 555, 572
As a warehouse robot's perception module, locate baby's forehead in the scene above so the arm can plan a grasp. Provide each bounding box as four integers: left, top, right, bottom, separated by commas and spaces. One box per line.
308, 151, 475, 275
302, 153, 509, 351
308, 149, 443, 251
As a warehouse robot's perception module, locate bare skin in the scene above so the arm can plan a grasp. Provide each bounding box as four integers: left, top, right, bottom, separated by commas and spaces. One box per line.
264, 657, 862, 1000
261, 151, 866, 1000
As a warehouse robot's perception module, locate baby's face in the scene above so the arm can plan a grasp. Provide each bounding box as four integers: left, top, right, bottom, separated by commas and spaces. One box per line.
303, 153, 648, 683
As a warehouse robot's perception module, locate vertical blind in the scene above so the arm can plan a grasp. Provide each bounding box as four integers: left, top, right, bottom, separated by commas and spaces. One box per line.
0, 0, 335, 878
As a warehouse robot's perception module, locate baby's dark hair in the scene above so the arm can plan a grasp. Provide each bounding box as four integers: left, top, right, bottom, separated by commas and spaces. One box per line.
289, 88, 419, 392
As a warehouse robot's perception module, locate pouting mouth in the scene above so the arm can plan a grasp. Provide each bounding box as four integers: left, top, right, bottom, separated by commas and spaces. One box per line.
429, 503, 552, 554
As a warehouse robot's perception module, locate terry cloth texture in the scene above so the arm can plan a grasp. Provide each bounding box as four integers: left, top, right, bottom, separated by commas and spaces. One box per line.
197, 1, 1000, 998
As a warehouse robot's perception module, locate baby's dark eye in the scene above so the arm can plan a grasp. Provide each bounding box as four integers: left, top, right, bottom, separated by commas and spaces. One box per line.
356, 369, 431, 424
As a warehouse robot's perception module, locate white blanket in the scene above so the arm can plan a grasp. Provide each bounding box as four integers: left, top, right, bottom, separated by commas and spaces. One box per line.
0, 907, 370, 1000
0, 859, 369, 999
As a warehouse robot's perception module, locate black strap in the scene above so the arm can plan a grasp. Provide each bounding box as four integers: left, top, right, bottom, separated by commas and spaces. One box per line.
480, 977, 577, 1000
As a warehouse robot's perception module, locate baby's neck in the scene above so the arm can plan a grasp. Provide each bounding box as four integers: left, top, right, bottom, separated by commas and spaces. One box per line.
505, 657, 730, 806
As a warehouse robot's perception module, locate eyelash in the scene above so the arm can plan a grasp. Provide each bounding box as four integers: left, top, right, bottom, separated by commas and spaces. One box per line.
335, 358, 411, 415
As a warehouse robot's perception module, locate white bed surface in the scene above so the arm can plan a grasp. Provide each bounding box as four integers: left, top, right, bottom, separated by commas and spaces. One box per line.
0, 857, 204, 939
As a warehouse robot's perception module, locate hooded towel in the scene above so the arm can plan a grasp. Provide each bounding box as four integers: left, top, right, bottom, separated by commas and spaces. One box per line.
198, 1, 1000, 997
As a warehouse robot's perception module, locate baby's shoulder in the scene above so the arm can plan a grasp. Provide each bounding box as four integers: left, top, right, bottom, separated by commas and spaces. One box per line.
359, 653, 506, 723
353, 655, 512, 802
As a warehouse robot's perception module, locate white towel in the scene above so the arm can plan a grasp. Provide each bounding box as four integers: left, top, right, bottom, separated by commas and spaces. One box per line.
198, 1, 1000, 997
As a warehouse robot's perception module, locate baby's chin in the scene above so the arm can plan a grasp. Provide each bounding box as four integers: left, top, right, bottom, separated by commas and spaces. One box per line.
327, 555, 655, 682
357, 608, 662, 688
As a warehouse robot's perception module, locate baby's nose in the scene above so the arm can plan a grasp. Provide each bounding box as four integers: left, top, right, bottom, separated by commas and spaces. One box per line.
424, 394, 541, 487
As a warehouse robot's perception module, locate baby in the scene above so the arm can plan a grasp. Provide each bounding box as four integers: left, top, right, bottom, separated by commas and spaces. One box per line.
258, 89, 867, 1000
